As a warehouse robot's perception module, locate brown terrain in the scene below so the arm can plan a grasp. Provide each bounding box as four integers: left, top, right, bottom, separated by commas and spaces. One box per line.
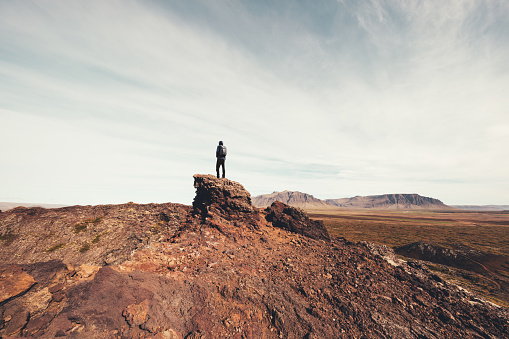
309, 209, 509, 308
1, 175, 508, 338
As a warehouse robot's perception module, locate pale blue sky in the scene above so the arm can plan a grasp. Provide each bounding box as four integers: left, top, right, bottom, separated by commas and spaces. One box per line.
1, 0, 508, 205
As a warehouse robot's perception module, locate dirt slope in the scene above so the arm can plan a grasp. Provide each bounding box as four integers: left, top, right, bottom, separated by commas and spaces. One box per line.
0, 175, 507, 338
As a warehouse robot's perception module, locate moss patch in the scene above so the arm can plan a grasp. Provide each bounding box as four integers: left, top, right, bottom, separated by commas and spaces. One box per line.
74, 223, 88, 233
74, 216, 104, 234
89, 216, 103, 224
150, 221, 165, 234
0, 232, 17, 246
47, 243, 65, 252
91, 230, 109, 244
79, 243, 90, 253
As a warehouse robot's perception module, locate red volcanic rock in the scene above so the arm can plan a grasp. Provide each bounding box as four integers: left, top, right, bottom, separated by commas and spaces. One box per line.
193, 174, 254, 216
0, 202, 189, 266
0, 264, 35, 303
123, 299, 150, 327
0, 175, 508, 338
265, 201, 330, 241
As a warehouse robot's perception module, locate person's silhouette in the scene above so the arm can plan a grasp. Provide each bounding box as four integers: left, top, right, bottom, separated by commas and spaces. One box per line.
216, 141, 227, 178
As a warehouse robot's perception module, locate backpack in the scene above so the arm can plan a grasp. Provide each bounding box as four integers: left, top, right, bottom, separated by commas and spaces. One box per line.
218, 145, 227, 157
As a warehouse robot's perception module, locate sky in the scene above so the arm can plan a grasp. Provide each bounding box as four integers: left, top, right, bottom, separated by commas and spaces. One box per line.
1, 0, 508, 206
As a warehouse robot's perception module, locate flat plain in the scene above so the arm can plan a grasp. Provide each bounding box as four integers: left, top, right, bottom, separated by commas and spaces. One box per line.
308, 209, 509, 307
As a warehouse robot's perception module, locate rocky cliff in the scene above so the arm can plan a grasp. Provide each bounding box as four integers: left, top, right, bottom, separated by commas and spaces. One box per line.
0, 175, 507, 338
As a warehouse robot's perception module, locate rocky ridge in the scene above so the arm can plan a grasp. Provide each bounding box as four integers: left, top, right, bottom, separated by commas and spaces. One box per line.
253, 192, 451, 210
252, 191, 330, 209
0, 174, 507, 338
328, 193, 450, 210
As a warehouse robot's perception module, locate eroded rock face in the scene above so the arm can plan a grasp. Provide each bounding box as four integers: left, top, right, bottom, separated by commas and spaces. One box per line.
192, 174, 253, 217
265, 201, 330, 241
0, 175, 508, 338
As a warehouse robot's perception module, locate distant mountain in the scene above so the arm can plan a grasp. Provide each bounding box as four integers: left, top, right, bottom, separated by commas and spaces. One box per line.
0, 202, 67, 212
252, 192, 451, 210
326, 193, 451, 210
451, 205, 509, 212
251, 191, 331, 209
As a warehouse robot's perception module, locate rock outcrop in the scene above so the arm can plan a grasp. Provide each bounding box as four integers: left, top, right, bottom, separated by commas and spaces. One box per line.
0, 175, 508, 338
193, 174, 254, 217
265, 201, 330, 241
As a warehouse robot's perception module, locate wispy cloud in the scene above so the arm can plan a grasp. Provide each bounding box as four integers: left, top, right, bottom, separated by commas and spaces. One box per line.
0, 0, 508, 205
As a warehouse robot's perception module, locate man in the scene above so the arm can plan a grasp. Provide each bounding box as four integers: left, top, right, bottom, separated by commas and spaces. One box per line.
216, 141, 227, 178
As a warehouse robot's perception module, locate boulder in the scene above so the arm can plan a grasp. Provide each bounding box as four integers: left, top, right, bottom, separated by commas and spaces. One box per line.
0, 264, 35, 303
265, 201, 330, 241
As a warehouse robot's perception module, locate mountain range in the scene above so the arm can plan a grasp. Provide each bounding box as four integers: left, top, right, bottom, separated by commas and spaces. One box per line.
252, 191, 452, 210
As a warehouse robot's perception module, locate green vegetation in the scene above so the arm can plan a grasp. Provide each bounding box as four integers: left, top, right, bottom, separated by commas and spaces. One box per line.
150, 221, 165, 234
79, 243, 90, 253
74, 223, 88, 233
89, 216, 103, 224
74, 216, 104, 234
0, 232, 17, 246
47, 243, 65, 252
91, 230, 109, 244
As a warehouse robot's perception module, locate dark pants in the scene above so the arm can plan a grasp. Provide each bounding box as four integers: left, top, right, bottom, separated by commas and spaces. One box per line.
216, 159, 225, 178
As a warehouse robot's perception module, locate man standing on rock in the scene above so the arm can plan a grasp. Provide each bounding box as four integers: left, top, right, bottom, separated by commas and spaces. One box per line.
216, 141, 227, 178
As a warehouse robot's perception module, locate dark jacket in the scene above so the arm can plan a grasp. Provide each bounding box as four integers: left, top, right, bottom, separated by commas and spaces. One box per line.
216, 145, 227, 160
